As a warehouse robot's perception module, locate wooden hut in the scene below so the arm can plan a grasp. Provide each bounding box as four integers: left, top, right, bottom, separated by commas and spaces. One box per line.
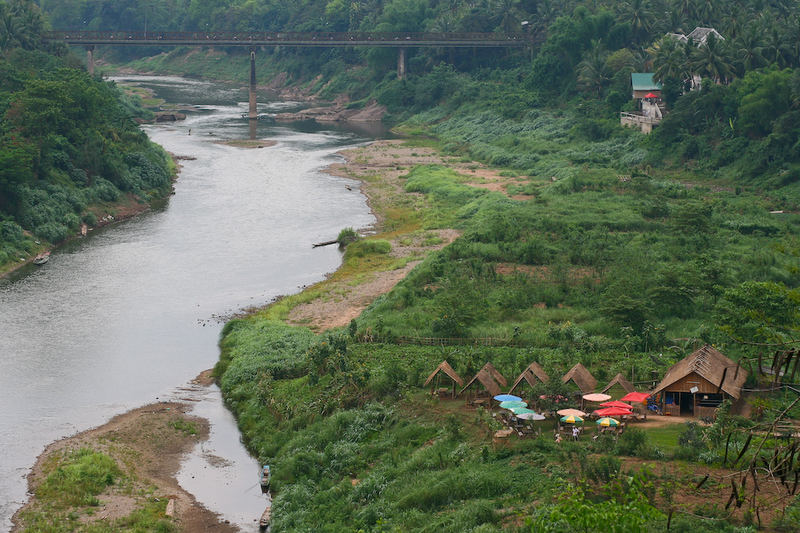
561, 363, 598, 395
459, 362, 504, 400
600, 373, 635, 399
651, 345, 748, 418
424, 360, 464, 398
508, 362, 549, 397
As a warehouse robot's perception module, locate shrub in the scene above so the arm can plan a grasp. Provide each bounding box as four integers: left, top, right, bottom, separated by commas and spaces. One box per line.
337, 227, 359, 246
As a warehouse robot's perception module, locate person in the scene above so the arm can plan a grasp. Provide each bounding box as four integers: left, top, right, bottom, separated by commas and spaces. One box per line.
572, 426, 580, 441
555, 432, 562, 444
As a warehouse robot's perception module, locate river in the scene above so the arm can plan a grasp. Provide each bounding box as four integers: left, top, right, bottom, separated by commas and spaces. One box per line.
0, 75, 377, 531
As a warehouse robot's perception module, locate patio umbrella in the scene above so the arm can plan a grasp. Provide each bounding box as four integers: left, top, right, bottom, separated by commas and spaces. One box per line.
494, 394, 523, 402
582, 393, 611, 403
599, 400, 634, 409
500, 400, 527, 409
560, 415, 583, 424
557, 408, 586, 417
510, 407, 537, 415
517, 412, 546, 421
645, 92, 658, 98
593, 407, 632, 417
596, 417, 620, 427
620, 391, 651, 403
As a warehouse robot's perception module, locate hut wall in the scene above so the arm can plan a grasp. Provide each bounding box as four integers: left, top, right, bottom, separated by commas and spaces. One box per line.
663, 373, 721, 395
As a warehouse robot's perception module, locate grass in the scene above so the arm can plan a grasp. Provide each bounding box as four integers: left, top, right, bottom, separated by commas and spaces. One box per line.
642, 423, 686, 454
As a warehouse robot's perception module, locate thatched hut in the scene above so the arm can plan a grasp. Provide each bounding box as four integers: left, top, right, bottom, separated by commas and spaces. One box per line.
561, 363, 598, 395
600, 373, 635, 400
652, 345, 748, 418
424, 360, 464, 398
459, 362, 504, 399
508, 362, 549, 397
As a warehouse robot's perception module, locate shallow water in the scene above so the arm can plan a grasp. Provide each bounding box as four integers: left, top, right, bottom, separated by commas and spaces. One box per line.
0, 76, 376, 531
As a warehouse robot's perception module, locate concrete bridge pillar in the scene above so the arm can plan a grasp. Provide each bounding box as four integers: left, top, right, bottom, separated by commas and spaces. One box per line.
86, 45, 95, 76
249, 48, 257, 120
397, 47, 406, 80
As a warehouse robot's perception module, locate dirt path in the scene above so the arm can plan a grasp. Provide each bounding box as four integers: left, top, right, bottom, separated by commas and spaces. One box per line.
12, 372, 237, 533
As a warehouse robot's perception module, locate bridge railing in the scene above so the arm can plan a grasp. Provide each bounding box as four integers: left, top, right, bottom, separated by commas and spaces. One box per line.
44, 30, 534, 45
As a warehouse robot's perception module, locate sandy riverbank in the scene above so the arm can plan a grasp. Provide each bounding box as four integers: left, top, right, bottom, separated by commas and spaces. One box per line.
11, 372, 237, 533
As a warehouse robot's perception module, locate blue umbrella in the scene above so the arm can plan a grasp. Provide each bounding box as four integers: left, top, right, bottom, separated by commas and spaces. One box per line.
493, 394, 522, 402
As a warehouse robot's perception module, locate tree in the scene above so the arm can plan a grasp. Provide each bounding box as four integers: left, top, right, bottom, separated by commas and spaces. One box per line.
577, 40, 609, 97
689, 32, 734, 84
652, 36, 689, 85
715, 281, 800, 345
732, 24, 765, 76
623, 0, 652, 43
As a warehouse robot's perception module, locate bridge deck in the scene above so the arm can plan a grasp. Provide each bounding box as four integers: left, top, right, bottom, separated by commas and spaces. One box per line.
44, 31, 534, 48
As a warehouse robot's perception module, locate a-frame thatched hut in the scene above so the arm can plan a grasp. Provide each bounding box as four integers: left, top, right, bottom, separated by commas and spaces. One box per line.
652, 345, 747, 418
561, 363, 598, 395
508, 362, 550, 397
600, 373, 635, 399
459, 362, 504, 399
424, 360, 464, 398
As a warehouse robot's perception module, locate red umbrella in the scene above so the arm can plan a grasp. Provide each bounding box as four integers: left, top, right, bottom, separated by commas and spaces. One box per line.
620, 392, 651, 403
599, 400, 634, 409
594, 406, 633, 417
644, 92, 658, 98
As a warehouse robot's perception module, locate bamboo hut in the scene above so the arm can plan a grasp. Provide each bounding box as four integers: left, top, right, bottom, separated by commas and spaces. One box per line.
459, 362, 504, 400
508, 362, 549, 397
561, 363, 598, 395
651, 345, 748, 418
600, 373, 635, 399
424, 360, 464, 398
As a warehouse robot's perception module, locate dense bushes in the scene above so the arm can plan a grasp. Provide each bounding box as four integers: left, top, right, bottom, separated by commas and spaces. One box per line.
0, 9, 173, 271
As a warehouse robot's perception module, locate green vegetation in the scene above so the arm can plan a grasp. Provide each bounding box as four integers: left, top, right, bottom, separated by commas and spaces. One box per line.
0, 0, 173, 274
18, 447, 175, 533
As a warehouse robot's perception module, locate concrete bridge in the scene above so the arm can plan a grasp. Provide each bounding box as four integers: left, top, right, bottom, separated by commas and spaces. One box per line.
45, 30, 536, 121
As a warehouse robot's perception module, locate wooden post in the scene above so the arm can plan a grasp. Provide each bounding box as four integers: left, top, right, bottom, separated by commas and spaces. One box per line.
86, 46, 95, 76
397, 47, 406, 79
249, 48, 257, 120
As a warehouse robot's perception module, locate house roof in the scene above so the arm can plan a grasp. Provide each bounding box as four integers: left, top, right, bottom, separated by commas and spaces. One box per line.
631, 73, 662, 92
651, 345, 748, 400
459, 365, 502, 397
601, 373, 636, 395
687, 27, 724, 44
561, 363, 598, 394
509, 362, 550, 393
424, 360, 464, 387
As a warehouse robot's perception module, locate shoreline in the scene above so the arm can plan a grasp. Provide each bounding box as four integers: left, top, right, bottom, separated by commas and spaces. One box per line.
11, 132, 500, 529
11, 372, 238, 533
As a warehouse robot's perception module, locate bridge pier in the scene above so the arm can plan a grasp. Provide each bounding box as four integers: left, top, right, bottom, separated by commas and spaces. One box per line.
86, 45, 95, 76
249, 48, 257, 120
397, 47, 406, 80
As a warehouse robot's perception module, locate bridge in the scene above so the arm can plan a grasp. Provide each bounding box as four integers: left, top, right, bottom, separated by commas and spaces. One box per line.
45, 30, 536, 121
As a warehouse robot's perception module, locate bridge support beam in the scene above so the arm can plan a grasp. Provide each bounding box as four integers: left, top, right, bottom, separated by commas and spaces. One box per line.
249, 48, 257, 120
86, 45, 95, 76
397, 47, 406, 80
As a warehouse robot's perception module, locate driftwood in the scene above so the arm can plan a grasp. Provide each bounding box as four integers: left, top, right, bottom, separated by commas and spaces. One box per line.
312, 239, 339, 248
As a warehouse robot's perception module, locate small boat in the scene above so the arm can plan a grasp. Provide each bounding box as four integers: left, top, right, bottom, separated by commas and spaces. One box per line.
259, 506, 271, 530
259, 465, 270, 493
33, 252, 50, 265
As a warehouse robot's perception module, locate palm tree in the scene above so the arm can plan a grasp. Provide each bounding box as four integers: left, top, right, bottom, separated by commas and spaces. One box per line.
624, 0, 653, 43
761, 24, 792, 67
652, 36, 689, 84
690, 32, 734, 84
577, 40, 610, 97
492, 0, 522, 34
733, 25, 765, 75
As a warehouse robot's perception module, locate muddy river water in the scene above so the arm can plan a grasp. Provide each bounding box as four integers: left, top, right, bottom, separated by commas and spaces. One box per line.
0, 76, 377, 531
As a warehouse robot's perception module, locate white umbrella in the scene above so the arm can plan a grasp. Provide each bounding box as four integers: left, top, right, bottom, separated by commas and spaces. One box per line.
516, 412, 546, 421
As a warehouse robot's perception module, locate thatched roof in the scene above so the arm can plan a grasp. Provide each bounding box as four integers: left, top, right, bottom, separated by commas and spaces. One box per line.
561, 363, 598, 394
509, 362, 549, 393
652, 345, 748, 400
601, 373, 635, 395
482, 362, 508, 388
424, 360, 464, 387
459, 365, 503, 397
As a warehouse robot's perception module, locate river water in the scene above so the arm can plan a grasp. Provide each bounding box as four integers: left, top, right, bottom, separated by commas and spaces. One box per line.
0, 76, 376, 531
